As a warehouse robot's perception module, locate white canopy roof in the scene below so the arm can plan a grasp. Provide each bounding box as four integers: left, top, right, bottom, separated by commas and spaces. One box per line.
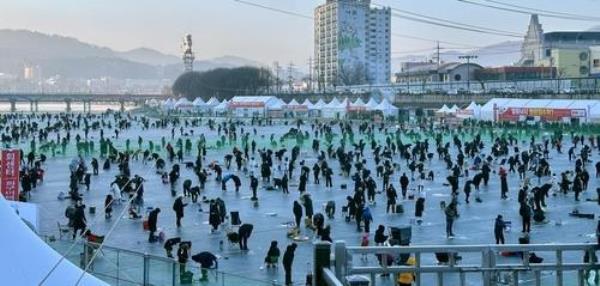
205, 97, 220, 106
213, 99, 229, 111
324, 97, 342, 109
162, 98, 176, 110
365, 98, 379, 110
373, 99, 399, 116
313, 99, 327, 108
479, 98, 600, 121
352, 98, 366, 107
448, 105, 460, 113
464, 101, 478, 111
192, 97, 205, 106
437, 104, 451, 113
0, 196, 108, 286
302, 99, 314, 108
288, 99, 300, 106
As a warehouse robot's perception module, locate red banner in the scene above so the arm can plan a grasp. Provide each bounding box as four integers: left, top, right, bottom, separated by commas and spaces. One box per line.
1, 149, 20, 201
228, 102, 265, 108
498, 107, 586, 122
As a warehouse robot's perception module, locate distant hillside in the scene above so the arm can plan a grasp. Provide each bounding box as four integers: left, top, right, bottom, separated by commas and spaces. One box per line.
117, 48, 180, 66
0, 30, 263, 80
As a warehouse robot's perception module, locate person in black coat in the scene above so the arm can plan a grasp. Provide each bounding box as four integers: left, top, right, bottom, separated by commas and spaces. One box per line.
293, 201, 303, 228
264, 240, 281, 268
303, 194, 314, 220
250, 175, 259, 201
281, 173, 289, 194
173, 196, 187, 227
192, 251, 218, 281
374, 225, 388, 245
209, 201, 221, 232
282, 243, 297, 286
519, 202, 531, 233
104, 194, 113, 219
238, 223, 254, 250
72, 200, 87, 240
148, 208, 161, 242
494, 215, 506, 244
177, 243, 189, 273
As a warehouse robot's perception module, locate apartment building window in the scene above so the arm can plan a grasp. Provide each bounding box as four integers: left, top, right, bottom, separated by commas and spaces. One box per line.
594, 59, 600, 68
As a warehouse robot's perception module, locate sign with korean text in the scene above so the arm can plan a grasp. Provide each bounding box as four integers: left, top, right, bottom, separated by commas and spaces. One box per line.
1, 149, 20, 201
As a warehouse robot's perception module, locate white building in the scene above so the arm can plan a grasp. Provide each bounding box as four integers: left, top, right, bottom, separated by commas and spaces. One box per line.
519, 14, 600, 67
591, 46, 600, 77
314, 0, 390, 89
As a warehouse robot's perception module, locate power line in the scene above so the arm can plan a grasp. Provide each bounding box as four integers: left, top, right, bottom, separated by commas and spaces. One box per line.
232, 0, 312, 19
483, 0, 600, 21
389, 11, 521, 38
230, 0, 519, 45
458, 0, 600, 22
375, 3, 522, 36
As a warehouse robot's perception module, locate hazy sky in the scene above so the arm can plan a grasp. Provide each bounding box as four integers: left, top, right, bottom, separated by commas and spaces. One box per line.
1, 0, 599, 68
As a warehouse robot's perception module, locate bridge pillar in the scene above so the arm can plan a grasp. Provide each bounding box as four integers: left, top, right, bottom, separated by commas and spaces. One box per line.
29, 100, 35, 113
65, 99, 72, 113
119, 99, 125, 112
34, 100, 39, 113
10, 99, 16, 113
83, 100, 91, 113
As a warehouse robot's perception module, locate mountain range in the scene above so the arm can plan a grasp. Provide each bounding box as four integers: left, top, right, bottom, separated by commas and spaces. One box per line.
0, 29, 526, 81
0, 29, 263, 80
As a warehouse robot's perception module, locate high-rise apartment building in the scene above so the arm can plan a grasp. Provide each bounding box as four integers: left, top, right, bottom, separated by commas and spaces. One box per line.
314, 0, 390, 89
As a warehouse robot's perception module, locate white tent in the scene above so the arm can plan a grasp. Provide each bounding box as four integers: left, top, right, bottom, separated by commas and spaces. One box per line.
478, 98, 600, 122
288, 99, 300, 106
373, 99, 399, 116
174, 98, 194, 110
162, 98, 176, 110
436, 104, 451, 114
205, 97, 220, 107
313, 99, 327, 109
457, 102, 480, 119
365, 98, 380, 110
448, 105, 460, 114
302, 99, 316, 109
192, 97, 205, 106
213, 99, 230, 114
352, 98, 366, 107
0, 196, 108, 286
322, 97, 346, 118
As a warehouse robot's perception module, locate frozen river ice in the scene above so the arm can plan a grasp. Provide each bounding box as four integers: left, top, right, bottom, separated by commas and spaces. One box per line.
18, 114, 600, 285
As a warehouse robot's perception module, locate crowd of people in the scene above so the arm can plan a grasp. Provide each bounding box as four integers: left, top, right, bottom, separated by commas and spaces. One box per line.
5, 110, 600, 285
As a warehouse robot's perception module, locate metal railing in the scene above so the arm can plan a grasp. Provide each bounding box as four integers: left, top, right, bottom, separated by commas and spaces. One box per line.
318, 241, 600, 286
44, 237, 280, 286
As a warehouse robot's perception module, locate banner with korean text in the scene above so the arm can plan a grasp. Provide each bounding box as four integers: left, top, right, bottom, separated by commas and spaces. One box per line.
1, 149, 20, 201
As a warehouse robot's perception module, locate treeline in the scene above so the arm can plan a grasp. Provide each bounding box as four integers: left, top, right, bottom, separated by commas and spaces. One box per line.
172, 66, 273, 100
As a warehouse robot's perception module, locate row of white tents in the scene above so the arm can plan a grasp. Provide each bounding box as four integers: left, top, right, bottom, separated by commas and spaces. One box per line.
150, 96, 399, 117
436, 102, 482, 119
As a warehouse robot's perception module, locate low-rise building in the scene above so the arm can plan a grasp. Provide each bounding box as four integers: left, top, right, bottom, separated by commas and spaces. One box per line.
394, 62, 483, 84
475, 66, 556, 81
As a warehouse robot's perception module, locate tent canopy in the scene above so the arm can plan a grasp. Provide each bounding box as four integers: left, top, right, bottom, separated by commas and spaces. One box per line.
436, 104, 451, 113
373, 99, 399, 116
0, 196, 108, 286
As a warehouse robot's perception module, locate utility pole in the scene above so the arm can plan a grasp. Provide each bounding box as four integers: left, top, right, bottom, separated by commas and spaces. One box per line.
273, 61, 281, 94
458, 55, 478, 92
287, 62, 295, 94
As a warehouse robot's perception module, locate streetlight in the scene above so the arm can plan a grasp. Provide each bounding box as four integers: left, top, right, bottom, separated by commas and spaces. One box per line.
459, 55, 478, 92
